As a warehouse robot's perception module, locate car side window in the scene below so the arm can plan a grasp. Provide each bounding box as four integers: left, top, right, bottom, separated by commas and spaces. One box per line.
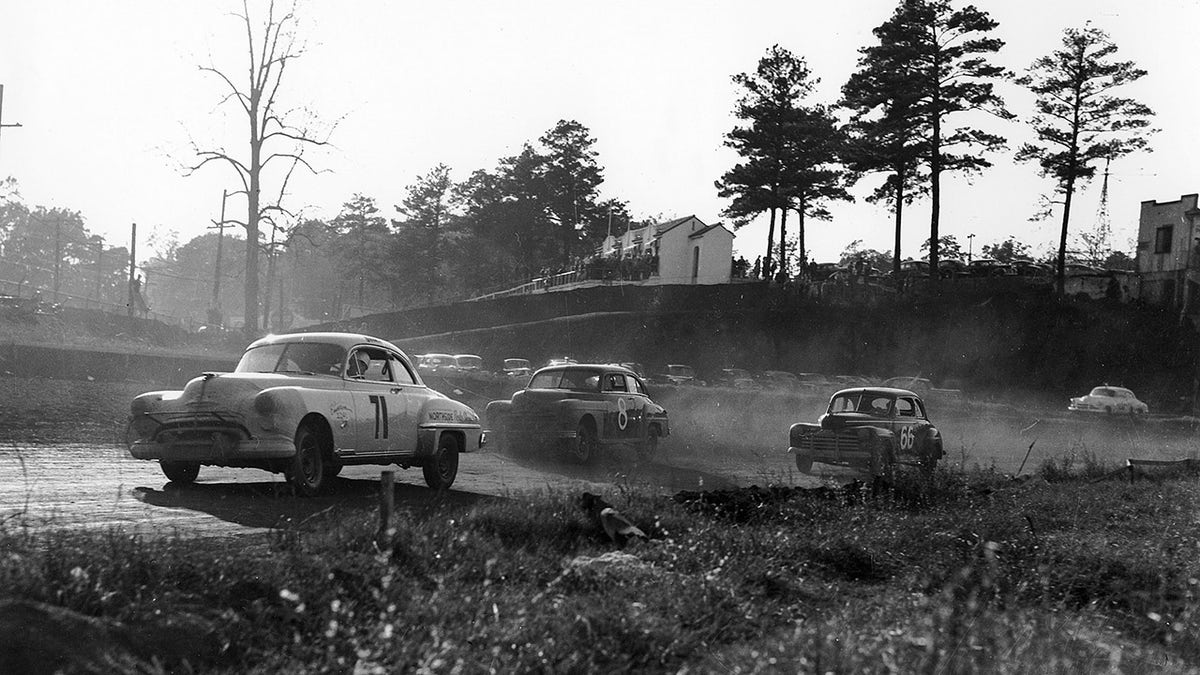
604, 374, 627, 392
348, 349, 393, 382
626, 375, 644, 395
896, 398, 916, 417
390, 357, 416, 385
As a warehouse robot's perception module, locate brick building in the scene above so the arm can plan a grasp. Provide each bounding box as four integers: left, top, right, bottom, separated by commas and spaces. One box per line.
1136, 193, 1200, 315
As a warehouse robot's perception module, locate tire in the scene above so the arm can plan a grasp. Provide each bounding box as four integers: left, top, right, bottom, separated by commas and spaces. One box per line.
794, 453, 813, 474
287, 425, 327, 497
569, 422, 596, 464
641, 425, 661, 458
423, 433, 460, 490
160, 460, 199, 484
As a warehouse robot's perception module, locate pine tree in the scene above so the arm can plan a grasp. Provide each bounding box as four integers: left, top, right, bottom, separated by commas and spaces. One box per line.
1015, 26, 1156, 293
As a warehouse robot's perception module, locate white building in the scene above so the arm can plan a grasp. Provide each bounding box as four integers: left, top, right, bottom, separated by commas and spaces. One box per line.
601, 215, 734, 285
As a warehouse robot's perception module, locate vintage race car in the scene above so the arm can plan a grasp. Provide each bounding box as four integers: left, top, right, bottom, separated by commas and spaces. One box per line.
788, 387, 943, 477
485, 364, 669, 463
126, 332, 484, 495
1068, 385, 1149, 416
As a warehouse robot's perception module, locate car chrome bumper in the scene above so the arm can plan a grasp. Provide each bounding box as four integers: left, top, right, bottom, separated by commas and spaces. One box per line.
789, 445, 872, 468
128, 436, 295, 461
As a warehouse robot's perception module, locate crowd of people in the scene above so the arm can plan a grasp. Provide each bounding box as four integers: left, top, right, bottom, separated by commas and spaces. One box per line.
536, 250, 660, 287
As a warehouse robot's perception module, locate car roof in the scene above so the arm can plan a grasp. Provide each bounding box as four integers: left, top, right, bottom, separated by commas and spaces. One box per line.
535, 363, 637, 376
831, 386, 919, 398
247, 331, 405, 354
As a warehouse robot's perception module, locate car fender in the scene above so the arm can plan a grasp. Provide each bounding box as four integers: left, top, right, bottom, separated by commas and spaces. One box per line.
485, 399, 512, 419
416, 396, 482, 453
556, 397, 603, 431
251, 385, 350, 447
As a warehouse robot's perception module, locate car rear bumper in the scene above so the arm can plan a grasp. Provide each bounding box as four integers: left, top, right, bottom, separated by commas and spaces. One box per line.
129, 436, 295, 461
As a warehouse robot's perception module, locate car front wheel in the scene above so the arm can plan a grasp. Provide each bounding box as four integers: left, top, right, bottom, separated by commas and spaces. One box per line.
423, 433, 460, 490
160, 460, 200, 484
287, 425, 327, 497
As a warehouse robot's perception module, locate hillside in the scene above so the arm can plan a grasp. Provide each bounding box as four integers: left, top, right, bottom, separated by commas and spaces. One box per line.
345, 281, 1197, 412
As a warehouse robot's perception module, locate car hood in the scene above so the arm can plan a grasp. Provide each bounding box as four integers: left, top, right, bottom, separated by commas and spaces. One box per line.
179, 372, 340, 406
819, 412, 884, 430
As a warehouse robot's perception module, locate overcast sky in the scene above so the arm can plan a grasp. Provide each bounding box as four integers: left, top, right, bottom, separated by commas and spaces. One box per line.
2, 1, 1197, 267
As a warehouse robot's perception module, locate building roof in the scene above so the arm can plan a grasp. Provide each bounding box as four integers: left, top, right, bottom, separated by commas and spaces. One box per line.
654, 215, 700, 237
688, 222, 733, 240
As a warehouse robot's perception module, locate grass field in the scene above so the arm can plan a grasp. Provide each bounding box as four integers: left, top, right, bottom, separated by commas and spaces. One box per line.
2, 462, 1198, 673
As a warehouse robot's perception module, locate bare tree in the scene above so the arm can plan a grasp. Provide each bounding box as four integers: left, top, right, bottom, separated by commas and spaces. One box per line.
187, 0, 331, 338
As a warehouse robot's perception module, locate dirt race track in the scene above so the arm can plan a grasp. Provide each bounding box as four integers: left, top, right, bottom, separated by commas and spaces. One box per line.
1, 374, 1198, 540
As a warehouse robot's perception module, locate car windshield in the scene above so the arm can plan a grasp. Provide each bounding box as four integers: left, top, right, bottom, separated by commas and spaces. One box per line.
504, 359, 530, 369
423, 355, 453, 367
829, 392, 894, 415
236, 342, 347, 376
528, 368, 601, 392
455, 355, 482, 369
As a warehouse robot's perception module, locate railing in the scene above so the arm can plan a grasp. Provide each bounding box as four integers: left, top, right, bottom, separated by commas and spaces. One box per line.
0, 277, 186, 326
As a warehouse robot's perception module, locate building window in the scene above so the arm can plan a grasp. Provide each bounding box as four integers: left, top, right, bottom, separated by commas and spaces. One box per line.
1155, 225, 1173, 254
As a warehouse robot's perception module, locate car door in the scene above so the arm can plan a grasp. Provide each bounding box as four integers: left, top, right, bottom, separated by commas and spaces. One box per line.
623, 374, 650, 440
383, 354, 423, 453
346, 347, 412, 456
600, 372, 638, 442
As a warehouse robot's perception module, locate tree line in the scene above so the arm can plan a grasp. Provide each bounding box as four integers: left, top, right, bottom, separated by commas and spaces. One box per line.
717, 1, 1154, 294
0, 0, 1158, 333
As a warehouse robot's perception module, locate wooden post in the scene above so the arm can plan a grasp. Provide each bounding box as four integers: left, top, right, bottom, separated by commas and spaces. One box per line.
376, 470, 395, 549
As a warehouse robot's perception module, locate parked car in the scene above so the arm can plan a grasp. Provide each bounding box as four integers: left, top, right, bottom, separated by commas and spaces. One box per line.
881, 376, 965, 404
898, 259, 931, 279
967, 258, 1016, 277
713, 368, 757, 389
617, 362, 646, 378
788, 386, 944, 476
758, 370, 802, 391
937, 259, 968, 279
503, 358, 533, 378
1068, 385, 1149, 416
417, 353, 455, 373
1065, 263, 1106, 276
1011, 259, 1052, 278
653, 364, 703, 386
486, 363, 669, 463
125, 332, 483, 495
452, 354, 484, 372
809, 262, 844, 281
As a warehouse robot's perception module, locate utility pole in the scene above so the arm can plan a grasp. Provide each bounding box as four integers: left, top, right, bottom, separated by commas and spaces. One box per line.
94, 242, 103, 305
0, 85, 24, 161
209, 190, 229, 324
127, 223, 137, 317
53, 218, 61, 303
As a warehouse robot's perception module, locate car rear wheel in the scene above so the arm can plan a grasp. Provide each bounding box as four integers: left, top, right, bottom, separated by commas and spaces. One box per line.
569, 422, 596, 464
160, 460, 200, 484
287, 425, 327, 497
423, 433, 460, 490
641, 425, 661, 458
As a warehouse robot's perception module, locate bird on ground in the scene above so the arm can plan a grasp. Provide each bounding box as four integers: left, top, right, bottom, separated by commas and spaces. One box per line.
578, 492, 647, 546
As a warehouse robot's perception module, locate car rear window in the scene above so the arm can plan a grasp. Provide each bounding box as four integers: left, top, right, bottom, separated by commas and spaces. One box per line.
529, 368, 601, 392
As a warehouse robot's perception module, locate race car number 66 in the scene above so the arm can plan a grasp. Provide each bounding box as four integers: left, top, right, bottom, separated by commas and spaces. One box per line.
617, 398, 629, 430
899, 426, 915, 450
